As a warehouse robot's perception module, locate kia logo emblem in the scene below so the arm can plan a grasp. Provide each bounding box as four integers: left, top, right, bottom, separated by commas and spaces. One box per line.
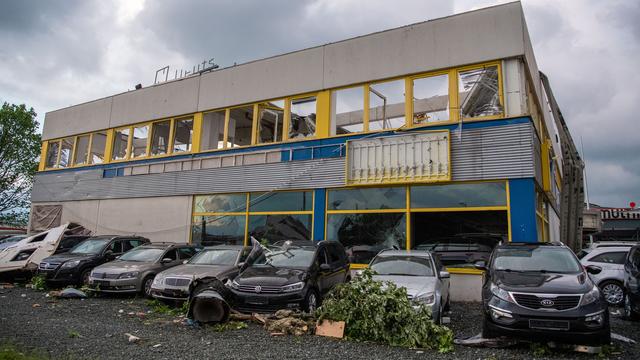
540, 299, 554, 307
254, 286, 262, 293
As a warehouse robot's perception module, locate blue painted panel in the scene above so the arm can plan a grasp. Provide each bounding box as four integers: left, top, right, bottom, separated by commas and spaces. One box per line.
116, 168, 125, 177
313, 189, 326, 241
508, 178, 538, 242
103, 169, 117, 178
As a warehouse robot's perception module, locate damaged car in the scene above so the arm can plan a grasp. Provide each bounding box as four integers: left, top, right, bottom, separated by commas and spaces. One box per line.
0, 223, 91, 280
88, 243, 200, 297
151, 245, 250, 301
478, 242, 611, 346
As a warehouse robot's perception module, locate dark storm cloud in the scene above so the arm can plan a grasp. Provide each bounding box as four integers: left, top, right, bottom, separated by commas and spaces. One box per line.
0, 0, 84, 33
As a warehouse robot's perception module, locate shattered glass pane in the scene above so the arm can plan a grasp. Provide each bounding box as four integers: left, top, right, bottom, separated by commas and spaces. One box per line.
173, 117, 193, 153
72, 135, 90, 165
45, 140, 60, 168
131, 125, 149, 158
192, 215, 246, 246
258, 100, 285, 144
90, 131, 107, 164
369, 79, 405, 130
289, 97, 316, 139
150, 120, 170, 156
459, 66, 503, 118
112, 128, 130, 160
58, 137, 74, 168
248, 214, 312, 243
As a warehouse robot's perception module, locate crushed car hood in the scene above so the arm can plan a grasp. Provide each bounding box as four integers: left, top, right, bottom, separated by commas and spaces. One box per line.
373, 275, 438, 296
236, 266, 307, 286
494, 270, 592, 294
159, 264, 235, 279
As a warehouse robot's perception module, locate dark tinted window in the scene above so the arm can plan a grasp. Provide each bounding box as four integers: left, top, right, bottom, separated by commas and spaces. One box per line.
590, 251, 627, 264
328, 187, 405, 210
59, 237, 85, 250
163, 249, 178, 261
317, 248, 330, 266
178, 247, 197, 259
328, 245, 341, 263
249, 191, 312, 212
239, 248, 251, 262
108, 241, 122, 254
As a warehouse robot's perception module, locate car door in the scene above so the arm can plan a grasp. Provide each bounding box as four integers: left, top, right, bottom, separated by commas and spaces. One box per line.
327, 244, 348, 286
587, 250, 628, 284
316, 247, 332, 294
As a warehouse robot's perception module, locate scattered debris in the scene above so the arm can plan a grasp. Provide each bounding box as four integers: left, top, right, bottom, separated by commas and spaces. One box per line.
152, 344, 162, 348
118, 309, 124, 314
32, 303, 41, 308
454, 333, 520, 348
47, 288, 87, 298
124, 333, 141, 344
68, 330, 81, 338
187, 278, 230, 324
612, 333, 637, 344
20, 294, 26, 298
315, 319, 345, 339
209, 321, 249, 332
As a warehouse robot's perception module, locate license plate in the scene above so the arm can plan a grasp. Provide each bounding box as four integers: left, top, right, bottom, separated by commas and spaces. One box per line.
529, 319, 570, 331
246, 297, 268, 305
93, 280, 110, 286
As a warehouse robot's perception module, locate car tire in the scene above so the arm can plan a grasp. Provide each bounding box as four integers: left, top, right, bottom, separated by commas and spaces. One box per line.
80, 269, 91, 286
600, 280, 625, 306
141, 275, 154, 298
304, 288, 319, 313
625, 294, 639, 320
482, 317, 498, 339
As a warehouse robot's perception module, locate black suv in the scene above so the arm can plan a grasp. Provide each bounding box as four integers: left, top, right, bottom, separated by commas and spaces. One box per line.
478, 243, 610, 346
38, 235, 149, 286
227, 240, 350, 313
623, 245, 640, 320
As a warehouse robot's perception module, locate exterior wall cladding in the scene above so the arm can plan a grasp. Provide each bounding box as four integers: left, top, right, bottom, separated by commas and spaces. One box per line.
31, 2, 565, 263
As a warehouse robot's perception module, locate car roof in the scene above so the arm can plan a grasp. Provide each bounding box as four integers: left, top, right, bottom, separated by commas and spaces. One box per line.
377, 249, 432, 258
591, 242, 637, 248
86, 235, 149, 241
203, 245, 247, 250
586, 246, 632, 254
495, 242, 564, 249
137, 242, 191, 249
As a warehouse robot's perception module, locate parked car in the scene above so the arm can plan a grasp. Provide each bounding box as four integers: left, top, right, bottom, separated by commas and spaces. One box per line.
151, 245, 250, 301
38, 235, 150, 286
89, 243, 200, 296
579, 246, 631, 306
477, 242, 610, 346
369, 249, 450, 323
623, 245, 640, 320
0, 235, 28, 250
227, 240, 350, 313
417, 233, 503, 267
0, 223, 91, 279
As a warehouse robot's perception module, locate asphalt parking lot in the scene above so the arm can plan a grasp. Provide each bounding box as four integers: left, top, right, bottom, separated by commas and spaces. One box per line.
1, 287, 639, 360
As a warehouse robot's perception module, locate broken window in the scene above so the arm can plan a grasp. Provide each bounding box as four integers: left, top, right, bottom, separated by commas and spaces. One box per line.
58, 137, 74, 168
332, 86, 364, 135
410, 182, 507, 208
328, 187, 405, 210
248, 214, 312, 244
192, 215, 246, 246
228, 106, 254, 148
173, 117, 193, 153
413, 74, 449, 124
112, 127, 130, 160
90, 131, 107, 164
458, 65, 503, 119
201, 110, 226, 151
249, 191, 313, 212
45, 140, 60, 168
131, 125, 149, 158
194, 194, 247, 213
72, 135, 90, 166
289, 97, 316, 139
257, 100, 285, 144
369, 79, 405, 130
150, 120, 171, 156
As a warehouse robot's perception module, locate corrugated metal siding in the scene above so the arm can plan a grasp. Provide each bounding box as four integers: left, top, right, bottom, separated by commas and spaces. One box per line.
32, 122, 535, 202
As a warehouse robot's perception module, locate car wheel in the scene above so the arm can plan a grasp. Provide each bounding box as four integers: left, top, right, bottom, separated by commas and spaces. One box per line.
304, 289, 319, 313
142, 276, 154, 298
625, 294, 639, 320
80, 269, 91, 286
600, 280, 625, 306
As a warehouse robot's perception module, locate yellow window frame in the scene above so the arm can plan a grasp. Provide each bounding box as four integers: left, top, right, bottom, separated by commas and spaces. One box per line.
408, 69, 455, 127
329, 84, 368, 136
287, 92, 320, 141
455, 61, 504, 122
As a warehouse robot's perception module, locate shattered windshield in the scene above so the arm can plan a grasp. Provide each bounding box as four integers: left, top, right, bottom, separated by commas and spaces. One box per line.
118, 248, 164, 262
189, 249, 239, 265
254, 247, 315, 268
70, 239, 110, 255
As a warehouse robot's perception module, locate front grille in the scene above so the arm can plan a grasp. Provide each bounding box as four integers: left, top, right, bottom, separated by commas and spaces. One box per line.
39, 262, 60, 270
512, 293, 581, 311
236, 284, 283, 294
92, 272, 120, 279
165, 277, 191, 287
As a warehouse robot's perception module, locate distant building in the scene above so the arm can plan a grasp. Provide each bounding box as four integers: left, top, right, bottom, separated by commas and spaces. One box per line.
586, 204, 640, 243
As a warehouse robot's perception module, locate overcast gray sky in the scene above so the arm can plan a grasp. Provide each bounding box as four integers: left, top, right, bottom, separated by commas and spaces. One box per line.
1, 0, 638, 207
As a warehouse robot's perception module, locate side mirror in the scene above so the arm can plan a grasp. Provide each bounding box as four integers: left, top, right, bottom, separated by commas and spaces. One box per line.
586, 265, 602, 275
161, 258, 173, 264
182, 260, 189, 265
474, 260, 487, 271
319, 263, 331, 272
439, 270, 450, 279
104, 250, 115, 259
237, 262, 245, 269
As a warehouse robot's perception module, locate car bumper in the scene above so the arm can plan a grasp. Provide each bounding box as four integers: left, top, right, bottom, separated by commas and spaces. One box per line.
38, 268, 81, 284
87, 277, 139, 293
228, 288, 307, 313
484, 297, 610, 346
150, 287, 190, 300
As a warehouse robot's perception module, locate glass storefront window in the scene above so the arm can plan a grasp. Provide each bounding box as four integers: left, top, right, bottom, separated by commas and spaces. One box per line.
459, 65, 503, 119
290, 97, 316, 139
90, 131, 107, 164
131, 125, 149, 158
332, 86, 364, 135
45, 140, 60, 168
192, 215, 246, 246
201, 110, 226, 151
410, 182, 506, 208
194, 194, 247, 213
249, 191, 313, 212
369, 79, 405, 130
228, 106, 254, 148
112, 128, 130, 160
248, 214, 312, 243
72, 135, 90, 166
327, 213, 406, 264
257, 100, 285, 144
413, 74, 449, 124
150, 120, 171, 156
58, 137, 74, 168
328, 187, 405, 210
173, 117, 193, 153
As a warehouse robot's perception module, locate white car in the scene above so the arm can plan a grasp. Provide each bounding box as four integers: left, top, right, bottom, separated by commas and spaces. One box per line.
579, 246, 632, 306
369, 249, 450, 323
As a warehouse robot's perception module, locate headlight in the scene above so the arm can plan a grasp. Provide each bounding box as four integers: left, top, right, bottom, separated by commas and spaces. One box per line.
580, 285, 601, 306
282, 282, 305, 293
490, 283, 514, 303
118, 271, 139, 279
414, 292, 436, 305
61, 260, 81, 268
226, 279, 239, 289
152, 274, 165, 286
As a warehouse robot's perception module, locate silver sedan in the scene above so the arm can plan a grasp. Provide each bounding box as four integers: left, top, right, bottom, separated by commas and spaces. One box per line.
370, 249, 450, 323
